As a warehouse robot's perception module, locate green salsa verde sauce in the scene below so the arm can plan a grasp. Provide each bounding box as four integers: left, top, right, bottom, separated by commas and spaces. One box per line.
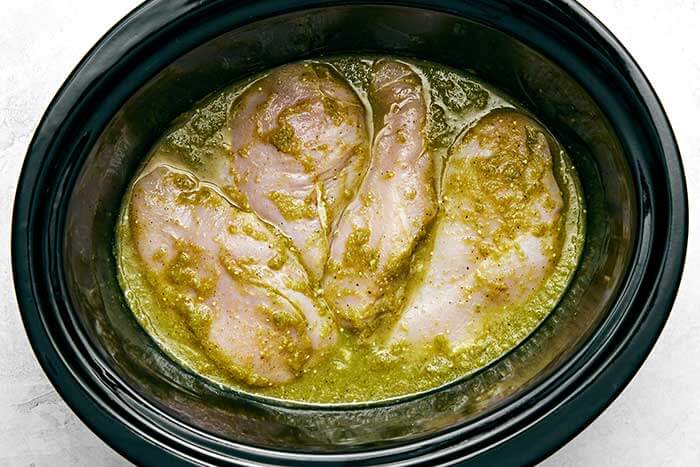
116, 55, 585, 404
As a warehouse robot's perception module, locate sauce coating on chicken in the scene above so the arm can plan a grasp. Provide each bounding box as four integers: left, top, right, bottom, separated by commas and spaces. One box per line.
116, 56, 584, 403
130, 166, 335, 385
217, 63, 369, 282
324, 60, 437, 331
390, 110, 565, 349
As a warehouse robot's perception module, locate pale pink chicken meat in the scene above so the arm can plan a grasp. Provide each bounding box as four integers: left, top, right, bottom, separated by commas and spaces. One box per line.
323, 59, 438, 331
389, 110, 565, 349
216, 62, 369, 282
129, 165, 335, 386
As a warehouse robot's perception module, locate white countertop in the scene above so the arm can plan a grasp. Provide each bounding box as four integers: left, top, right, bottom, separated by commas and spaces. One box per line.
1, 1, 698, 465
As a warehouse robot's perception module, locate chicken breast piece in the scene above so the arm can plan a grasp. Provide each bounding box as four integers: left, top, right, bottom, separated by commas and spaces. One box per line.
323, 59, 438, 331
129, 165, 336, 386
217, 62, 369, 282
389, 109, 564, 349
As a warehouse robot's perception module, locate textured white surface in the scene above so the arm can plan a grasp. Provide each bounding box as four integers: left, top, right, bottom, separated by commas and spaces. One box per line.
0, 1, 698, 465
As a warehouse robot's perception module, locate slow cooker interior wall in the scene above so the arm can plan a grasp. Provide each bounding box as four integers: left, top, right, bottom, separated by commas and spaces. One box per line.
63, 6, 636, 451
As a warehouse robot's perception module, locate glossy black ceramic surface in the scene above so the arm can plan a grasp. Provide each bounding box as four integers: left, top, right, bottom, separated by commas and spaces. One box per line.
12, 1, 686, 465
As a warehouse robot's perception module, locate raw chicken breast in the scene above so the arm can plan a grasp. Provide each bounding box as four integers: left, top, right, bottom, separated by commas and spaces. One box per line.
389, 109, 564, 349
218, 62, 369, 282
323, 59, 438, 331
129, 165, 335, 386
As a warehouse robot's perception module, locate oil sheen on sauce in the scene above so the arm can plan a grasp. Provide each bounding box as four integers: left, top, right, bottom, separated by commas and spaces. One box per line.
116, 56, 585, 404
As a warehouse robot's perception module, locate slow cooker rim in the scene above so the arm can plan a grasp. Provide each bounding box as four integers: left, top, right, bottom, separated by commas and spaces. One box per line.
11, 0, 687, 465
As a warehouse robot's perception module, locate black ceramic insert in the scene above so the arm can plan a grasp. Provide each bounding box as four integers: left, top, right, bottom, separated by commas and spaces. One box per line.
12, 1, 686, 465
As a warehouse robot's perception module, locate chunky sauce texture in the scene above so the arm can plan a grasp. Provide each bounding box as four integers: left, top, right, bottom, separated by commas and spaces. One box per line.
116, 56, 585, 404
